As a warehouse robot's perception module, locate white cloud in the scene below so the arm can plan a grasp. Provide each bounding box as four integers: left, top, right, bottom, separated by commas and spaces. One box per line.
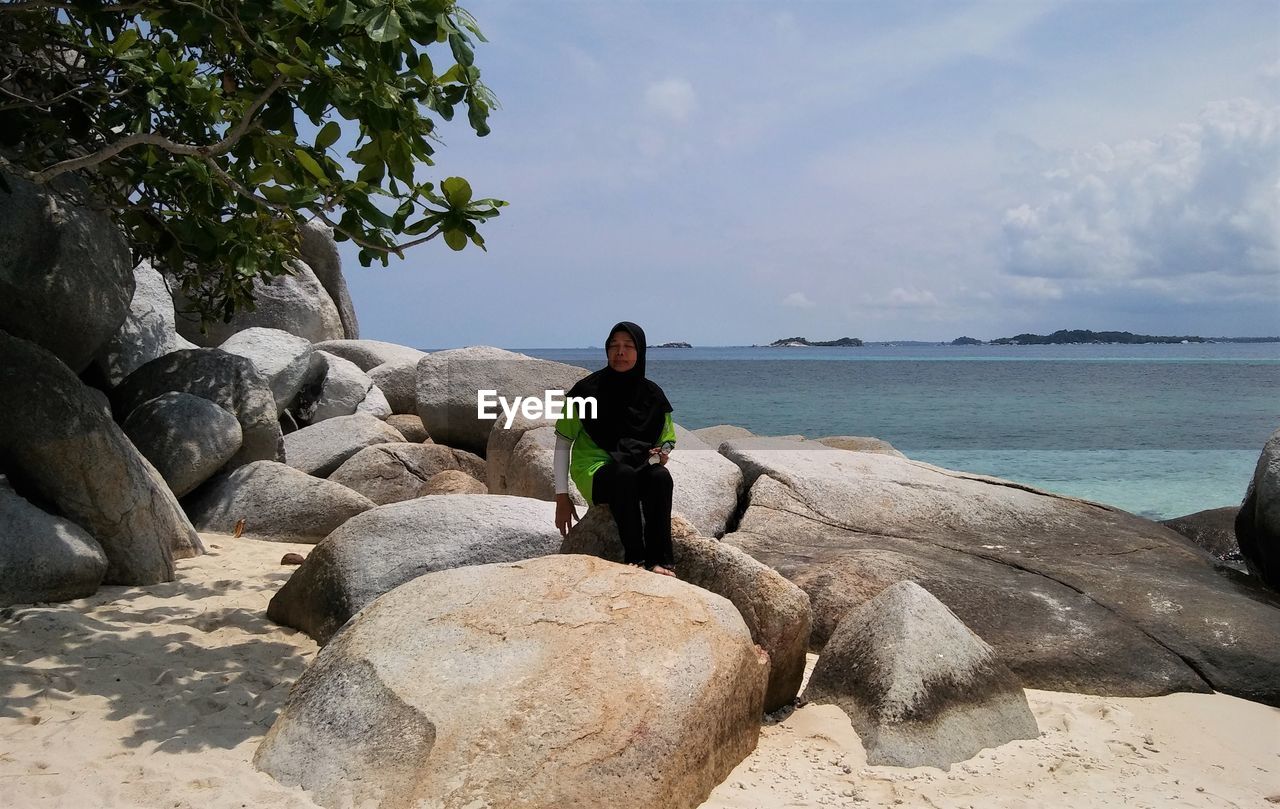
1001, 99, 1279, 293
781, 291, 815, 308
644, 78, 697, 123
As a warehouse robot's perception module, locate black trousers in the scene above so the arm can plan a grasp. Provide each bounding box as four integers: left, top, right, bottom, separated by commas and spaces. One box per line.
592, 462, 674, 567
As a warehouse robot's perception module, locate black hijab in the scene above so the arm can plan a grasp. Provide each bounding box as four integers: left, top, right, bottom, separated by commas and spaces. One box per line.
567, 321, 673, 468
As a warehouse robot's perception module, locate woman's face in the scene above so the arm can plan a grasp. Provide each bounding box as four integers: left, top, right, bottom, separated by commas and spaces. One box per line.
607, 331, 638, 372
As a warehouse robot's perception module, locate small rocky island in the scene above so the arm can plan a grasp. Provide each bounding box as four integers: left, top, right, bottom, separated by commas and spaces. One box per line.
654, 341, 692, 348
767, 336, 864, 347
987, 330, 1279, 345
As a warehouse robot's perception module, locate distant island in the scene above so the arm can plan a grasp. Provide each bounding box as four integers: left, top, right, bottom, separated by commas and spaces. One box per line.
767, 336, 864, 347
983, 330, 1280, 345
654, 341, 692, 348
951, 336, 983, 346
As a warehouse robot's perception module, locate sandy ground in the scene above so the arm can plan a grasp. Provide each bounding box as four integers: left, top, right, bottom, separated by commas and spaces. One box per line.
1, 535, 1277, 809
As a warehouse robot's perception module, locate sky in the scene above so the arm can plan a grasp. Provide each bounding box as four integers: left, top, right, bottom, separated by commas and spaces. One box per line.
334, 0, 1280, 348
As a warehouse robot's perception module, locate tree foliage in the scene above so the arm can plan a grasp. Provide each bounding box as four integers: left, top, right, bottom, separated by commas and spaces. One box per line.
0, 0, 504, 322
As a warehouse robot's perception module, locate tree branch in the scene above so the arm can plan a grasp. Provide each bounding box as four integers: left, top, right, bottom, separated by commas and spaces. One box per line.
201, 156, 442, 256
30, 74, 285, 183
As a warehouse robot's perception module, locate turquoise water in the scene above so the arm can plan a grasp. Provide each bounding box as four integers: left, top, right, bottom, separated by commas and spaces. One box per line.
516, 343, 1279, 520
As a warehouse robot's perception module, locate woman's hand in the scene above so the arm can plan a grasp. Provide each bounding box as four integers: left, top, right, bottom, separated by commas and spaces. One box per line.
555, 493, 579, 537
649, 446, 671, 466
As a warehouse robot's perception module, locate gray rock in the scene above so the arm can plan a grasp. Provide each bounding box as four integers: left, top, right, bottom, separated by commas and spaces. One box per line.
804, 581, 1039, 769
421, 469, 487, 495
308, 352, 375, 423
486, 412, 586, 507
386, 414, 430, 443
94, 259, 198, 386
667, 425, 744, 537
174, 259, 344, 346
0, 173, 133, 372
328, 443, 486, 505
355, 385, 392, 419
367, 357, 419, 414
282, 413, 405, 477
562, 507, 810, 712
1162, 507, 1243, 566
0, 482, 107, 606
311, 339, 426, 372
267, 494, 561, 643
0, 330, 200, 584
122, 393, 243, 497
112, 348, 283, 472
218, 328, 317, 415
256, 555, 766, 809
415, 346, 588, 455
185, 460, 375, 544
298, 218, 359, 339
692, 424, 755, 449
1236, 427, 1280, 590
718, 441, 1280, 706
815, 435, 906, 457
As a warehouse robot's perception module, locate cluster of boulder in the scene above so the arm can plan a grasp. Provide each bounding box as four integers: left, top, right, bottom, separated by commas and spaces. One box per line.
5, 176, 1280, 809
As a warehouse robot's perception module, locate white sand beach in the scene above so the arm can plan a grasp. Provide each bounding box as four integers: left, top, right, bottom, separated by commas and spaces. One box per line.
1, 535, 1276, 809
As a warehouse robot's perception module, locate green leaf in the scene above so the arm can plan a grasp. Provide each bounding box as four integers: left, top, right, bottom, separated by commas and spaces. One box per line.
111, 29, 140, 56
315, 121, 341, 150
414, 53, 435, 82
325, 0, 353, 28
276, 61, 310, 79
294, 149, 328, 182
403, 214, 442, 235
443, 228, 467, 250
440, 176, 472, 208
360, 6, 404, 42
261, 185, 290, 205
448, 33, 474, 67
249, 163, 276, 185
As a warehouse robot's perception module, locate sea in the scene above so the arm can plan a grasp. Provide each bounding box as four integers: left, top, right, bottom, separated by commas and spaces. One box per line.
513, 343, 1280, 521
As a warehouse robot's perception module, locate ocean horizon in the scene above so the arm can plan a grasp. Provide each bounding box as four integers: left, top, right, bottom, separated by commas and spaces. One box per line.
487, 342, 1280, 521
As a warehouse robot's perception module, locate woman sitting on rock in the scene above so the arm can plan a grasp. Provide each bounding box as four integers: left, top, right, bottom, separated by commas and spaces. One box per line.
554, 321, 678, 576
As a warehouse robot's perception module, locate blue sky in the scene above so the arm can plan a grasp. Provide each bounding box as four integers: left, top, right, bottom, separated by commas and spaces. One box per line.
336, 0, 1280, 348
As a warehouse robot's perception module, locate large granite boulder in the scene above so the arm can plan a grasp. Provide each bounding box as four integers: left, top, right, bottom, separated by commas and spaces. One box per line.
122, 392, 243, 497
421, 469, 487, 495
298, 218, 359, 339
719, 441, 1280, 706
267, 494, 560, 643
174, 259, 343, 346
666, 425, 744, 537
0, 331, 200, 584
815, 435, 905, 457
311, 339, 426, 372
804, 581, 1039, 769
112, 348, 283, 471
282, 413, 405, 477
1162, 507, 1243, 567
0, 174, 133, 373
355, 385, 392, 419
94, 259, 197, 386
255, 555, 767, 809
1236, 427, 1280, 590
367, 357, 419, 415
218, 328, 318, 415
386, 414, 430, 443
327, 443, 486, 505
306, 352, 377, 423
0, 481, 108, 606
692, 424, 755, 449
561, 506, 810, 712
486, 412, 586, 507
185, 461, 375, 544
415, 346, 587, 455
